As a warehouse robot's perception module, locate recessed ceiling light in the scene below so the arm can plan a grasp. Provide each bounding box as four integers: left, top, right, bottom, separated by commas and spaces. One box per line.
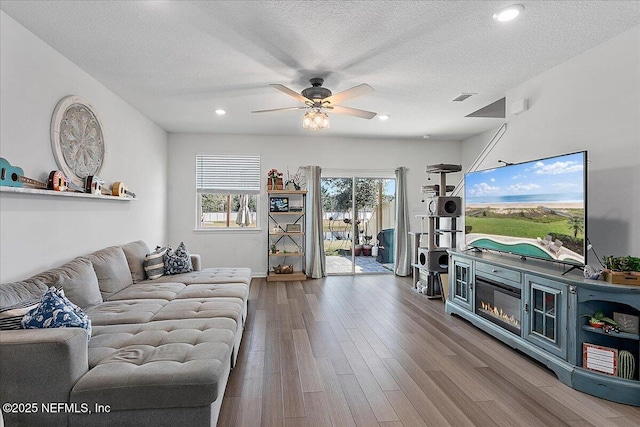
378, 115, 390, 121
493, 4, 524, 22
423, 134, 431, 139
215, 109, 226, 115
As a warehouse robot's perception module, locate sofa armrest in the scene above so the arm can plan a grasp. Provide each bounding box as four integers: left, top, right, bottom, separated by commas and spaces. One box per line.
1, 328, 89, 425
190, 254, 202, 271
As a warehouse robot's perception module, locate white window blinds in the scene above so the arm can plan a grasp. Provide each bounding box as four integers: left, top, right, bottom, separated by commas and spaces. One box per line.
196, 154, 261, 194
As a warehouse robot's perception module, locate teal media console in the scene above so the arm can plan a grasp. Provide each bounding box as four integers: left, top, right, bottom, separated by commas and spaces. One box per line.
446, 249, 640, 406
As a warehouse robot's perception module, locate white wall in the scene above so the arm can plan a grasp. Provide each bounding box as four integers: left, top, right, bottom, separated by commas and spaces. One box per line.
167, 134, 462, 276
461, 25, 640, 263
0, 11, 168, 282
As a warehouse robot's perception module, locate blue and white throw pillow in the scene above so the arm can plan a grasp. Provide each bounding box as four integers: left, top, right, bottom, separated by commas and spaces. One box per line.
21, 287, 92, 341
164, 242, 193, 275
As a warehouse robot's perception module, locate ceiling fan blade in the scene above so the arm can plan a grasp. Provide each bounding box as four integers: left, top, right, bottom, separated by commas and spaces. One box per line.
251, 106, 306, 113
329, 105, 377, 119
270, 84, 312, 104
323, 84, 374, 105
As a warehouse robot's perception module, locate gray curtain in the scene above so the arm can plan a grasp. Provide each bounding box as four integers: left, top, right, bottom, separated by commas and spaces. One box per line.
235, 194, 252, 227
394, 167, 411, 276
304, 166, 326, 278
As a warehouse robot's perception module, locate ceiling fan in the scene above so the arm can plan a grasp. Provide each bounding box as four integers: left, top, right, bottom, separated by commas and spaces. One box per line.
252, 78, 377, 130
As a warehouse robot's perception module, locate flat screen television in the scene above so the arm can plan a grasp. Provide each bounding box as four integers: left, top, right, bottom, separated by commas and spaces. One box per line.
464, 151, 587, 266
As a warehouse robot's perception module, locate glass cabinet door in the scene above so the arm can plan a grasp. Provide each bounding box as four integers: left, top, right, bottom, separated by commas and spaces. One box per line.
451, 259, 473, 311
523, 275, 567, 359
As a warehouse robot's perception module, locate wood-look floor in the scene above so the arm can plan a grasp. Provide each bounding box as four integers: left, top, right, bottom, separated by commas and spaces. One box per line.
218, 275, 640, 426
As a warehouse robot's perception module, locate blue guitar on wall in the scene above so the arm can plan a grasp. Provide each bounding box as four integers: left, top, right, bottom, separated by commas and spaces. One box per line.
0, 157, 64, 190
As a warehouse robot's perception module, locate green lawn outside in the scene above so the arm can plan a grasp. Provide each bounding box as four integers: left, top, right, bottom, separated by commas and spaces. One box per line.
466, 217, 577, 239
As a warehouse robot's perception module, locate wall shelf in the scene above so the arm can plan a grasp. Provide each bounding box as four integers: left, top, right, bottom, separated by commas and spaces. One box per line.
0, 186, 135, 201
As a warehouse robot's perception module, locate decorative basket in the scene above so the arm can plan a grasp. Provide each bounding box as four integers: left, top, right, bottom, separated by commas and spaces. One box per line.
603, 269, 640, 286
273, 264, 294, 274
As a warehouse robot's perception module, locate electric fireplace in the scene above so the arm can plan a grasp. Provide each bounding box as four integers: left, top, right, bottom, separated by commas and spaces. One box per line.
475, 276, 522, 335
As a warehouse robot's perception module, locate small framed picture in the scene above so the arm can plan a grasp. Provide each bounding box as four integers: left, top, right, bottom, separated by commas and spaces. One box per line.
286, 223, 302, 233
270, 197, 289, 212
583, 343, 618, 376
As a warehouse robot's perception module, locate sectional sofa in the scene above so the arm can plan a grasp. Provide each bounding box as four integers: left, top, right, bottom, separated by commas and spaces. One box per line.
0, 241, 251, 427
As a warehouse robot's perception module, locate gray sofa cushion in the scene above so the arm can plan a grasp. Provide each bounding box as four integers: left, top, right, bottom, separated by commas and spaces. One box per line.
151, 298, 243, 324
175, 283, 249, 300
28, 257, 103, 309
0, 280, 48, 307
120, 241, 151, 284
85, 247, 133, 299
106, 282, 186, 301
150, 267, 252, 285
86, 299, 168, 326
73, 318, 236, 410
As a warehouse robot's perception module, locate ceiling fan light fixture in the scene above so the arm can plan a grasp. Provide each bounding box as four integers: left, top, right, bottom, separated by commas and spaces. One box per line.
493, 4, 524, 22
302, 110, 330, 131
378, 115, 390, 121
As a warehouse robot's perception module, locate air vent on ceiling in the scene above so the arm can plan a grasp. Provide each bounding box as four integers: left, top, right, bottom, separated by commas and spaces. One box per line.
451, 93, 476, 102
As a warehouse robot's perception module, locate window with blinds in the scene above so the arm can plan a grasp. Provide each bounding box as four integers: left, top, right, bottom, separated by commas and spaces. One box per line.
196, 154, 260, 229
196, 154, 261, 194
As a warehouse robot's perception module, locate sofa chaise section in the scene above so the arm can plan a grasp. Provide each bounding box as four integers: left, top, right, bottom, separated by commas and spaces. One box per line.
69, 318, 236, 427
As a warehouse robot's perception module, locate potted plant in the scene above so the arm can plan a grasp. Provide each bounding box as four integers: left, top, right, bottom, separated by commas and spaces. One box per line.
362, 235, 373, 256
581, 310, 617, 328
602, 255, 640, 285
270, 242, 277, 254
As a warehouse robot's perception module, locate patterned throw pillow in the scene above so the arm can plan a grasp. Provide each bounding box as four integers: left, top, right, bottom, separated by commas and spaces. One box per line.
21, 287, 92, 341
164, 242, 193, 275
0, 297, 40, 330
144, 246, 168, 280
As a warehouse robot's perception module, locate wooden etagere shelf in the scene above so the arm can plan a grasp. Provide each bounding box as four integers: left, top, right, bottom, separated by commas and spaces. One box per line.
267, 190, 306, 282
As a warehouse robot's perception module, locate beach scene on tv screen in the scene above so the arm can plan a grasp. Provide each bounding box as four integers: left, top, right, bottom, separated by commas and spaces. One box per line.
465, 152, 585, 265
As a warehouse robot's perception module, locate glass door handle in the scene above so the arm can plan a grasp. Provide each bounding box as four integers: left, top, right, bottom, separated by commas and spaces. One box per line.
524, 301, 529, 313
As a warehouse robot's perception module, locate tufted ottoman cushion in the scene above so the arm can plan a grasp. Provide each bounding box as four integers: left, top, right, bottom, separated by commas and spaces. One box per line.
106, 282, 186, 301
151, 297, 243, 323
72, 318, 236, 411
86, 299, 168, 326
175, 283, 248, 300
151, 267, 252, 285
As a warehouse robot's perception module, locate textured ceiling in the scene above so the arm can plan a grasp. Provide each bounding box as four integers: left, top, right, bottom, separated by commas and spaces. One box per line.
2, 1, 639, 141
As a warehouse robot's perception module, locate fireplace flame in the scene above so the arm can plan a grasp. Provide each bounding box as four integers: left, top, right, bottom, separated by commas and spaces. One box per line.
479, 301, 521, 329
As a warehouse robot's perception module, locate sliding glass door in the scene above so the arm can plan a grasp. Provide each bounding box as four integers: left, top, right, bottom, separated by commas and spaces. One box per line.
321, 176, 396, 275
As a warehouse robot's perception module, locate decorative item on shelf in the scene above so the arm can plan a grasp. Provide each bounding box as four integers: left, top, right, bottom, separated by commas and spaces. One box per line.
613, 312, 639, 334
0, 158, 67, 191
51, 95, 105, 189
583, 343, 618, 376
618, 350, 636, 380
285, 223, 301, 233
285, 167, 304, 190
270, 242, 277, 254
583, 265, 602, 280
269, 197, 289, 212
273, 264, 294, 274
582, 310, 617, 328
602, 255, 640, 285
267, 168, 283, 190
111, 181, 136, 198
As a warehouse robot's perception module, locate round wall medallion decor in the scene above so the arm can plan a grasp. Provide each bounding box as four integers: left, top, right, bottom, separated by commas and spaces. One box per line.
50, 95, 105, 187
